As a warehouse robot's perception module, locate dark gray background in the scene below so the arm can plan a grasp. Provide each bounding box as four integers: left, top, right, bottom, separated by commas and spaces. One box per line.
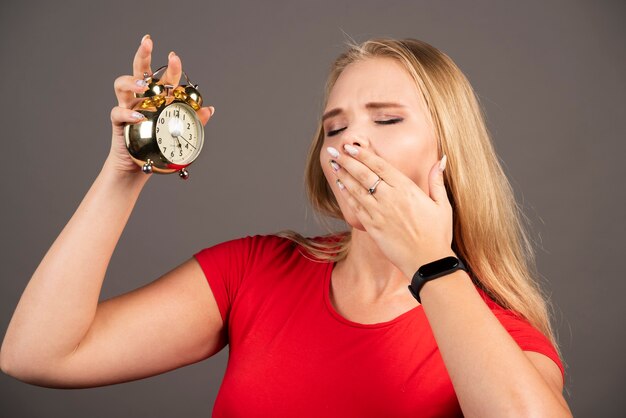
1, 0, 623, 416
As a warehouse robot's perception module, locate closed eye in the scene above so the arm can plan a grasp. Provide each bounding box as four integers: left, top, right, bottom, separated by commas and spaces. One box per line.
326, 118, 404, 137
326, 127, 346, 137
377, 118, 403, 126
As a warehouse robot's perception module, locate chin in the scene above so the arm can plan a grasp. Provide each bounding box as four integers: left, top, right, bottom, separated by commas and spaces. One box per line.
335, 198, 366, 232
343, 217, 366, 232
345, 214, 366, 231
325, 173, 367, 232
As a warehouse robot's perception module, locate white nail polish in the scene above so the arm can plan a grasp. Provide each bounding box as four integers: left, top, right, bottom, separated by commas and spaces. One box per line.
439, 154, 447, 172
344, 144, 358, 156
135, 79, 148, 87
131, 112, 145, 120
336, 179, 345, 190
327, 147, 340, 158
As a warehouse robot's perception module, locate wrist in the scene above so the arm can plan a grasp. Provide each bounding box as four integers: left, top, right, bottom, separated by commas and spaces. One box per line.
101, 158, 152, 189
418, 269, 472, 301
402, 249, 457, 281
406, 251, 467, 303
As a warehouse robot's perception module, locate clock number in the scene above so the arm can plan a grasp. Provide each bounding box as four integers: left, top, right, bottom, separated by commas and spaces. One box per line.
156, 127, 159, 133
163, 147, 167, 152
171, 151, 174, 158
189, 134, 193, 140
179, 150, 183, 156
183, 114, 186, 120
185, 143, 189, 149
174, 109, 180, 117
160, 117, 165, 124
158, 138, 162, 144
187, 123, 190, 129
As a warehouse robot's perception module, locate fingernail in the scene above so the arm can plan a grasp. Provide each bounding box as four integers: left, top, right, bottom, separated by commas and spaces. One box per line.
131, 112, 145, 120
336, 179, 345, 190
141, 34, 151, 43
344, 144, 358, 156
326, 147, 340, 158
438, 154, 447, 172
168, 51, 176, 59
329, 160, 340, 172
135, 79, 148, 87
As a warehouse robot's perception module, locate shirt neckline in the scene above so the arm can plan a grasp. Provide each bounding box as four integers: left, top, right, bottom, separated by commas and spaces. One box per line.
323, 260, 424, 329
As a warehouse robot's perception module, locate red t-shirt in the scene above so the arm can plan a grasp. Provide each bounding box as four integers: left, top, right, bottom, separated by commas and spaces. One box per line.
193, 234, 564, 417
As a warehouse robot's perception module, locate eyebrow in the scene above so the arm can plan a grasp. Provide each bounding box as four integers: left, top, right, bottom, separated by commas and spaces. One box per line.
322, 102, 408, 123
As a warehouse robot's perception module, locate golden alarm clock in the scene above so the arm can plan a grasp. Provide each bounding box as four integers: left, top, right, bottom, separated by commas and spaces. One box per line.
124, 65, 205, 179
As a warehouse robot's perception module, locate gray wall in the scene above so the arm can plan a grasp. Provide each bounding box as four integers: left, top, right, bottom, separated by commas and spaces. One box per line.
1, 0, 623, 416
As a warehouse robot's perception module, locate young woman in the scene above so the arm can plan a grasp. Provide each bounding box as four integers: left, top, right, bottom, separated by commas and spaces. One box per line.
1, 35, 572, 417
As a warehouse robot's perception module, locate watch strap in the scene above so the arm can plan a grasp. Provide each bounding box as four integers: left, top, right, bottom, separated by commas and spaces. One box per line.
408, 256, 467, 303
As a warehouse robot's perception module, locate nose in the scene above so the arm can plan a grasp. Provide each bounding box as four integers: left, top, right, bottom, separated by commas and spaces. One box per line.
339, 134, 369, 151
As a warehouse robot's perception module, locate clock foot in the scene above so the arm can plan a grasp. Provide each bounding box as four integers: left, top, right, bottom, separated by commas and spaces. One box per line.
179, 168, 189, 180
142, 160, 153, 174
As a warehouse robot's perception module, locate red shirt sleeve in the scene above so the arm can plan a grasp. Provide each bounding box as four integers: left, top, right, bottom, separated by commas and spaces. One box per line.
192, 234, 290, 329
476, 287, 565, 383
192, 235, 257, 328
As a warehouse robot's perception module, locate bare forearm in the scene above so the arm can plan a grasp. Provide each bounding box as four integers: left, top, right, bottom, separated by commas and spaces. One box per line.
1, 162, 149, 371
419, 270, 570, 417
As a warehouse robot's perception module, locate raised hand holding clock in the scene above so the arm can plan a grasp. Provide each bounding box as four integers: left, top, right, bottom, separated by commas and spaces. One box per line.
106, 35, 215, 179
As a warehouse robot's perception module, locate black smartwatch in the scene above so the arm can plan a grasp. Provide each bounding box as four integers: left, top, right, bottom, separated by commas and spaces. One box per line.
408, 256, 467, 303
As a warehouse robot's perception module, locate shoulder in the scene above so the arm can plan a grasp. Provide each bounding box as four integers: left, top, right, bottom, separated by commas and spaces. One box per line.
473, 286, 545, 333
473, 285, 549, 339
195, 232, 345, 264
194, 234, 292, 264
473, 285, 565, 382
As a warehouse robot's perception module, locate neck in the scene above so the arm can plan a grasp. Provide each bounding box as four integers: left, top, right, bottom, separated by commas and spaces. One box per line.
335, 228, 409, 301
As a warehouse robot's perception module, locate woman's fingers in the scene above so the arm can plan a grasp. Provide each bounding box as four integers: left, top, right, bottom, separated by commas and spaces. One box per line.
119, 37, 206, 125
336, 170, 375, 225
341, 144, 406, 188
197, 106, 215, 126
333, 144, 410, 190
133, 35, 153, 79
159, 51, 182, 87
331, 151, 382, 192
112, 104, 214, 127
333, 159, 383, 209
115, 35, 152, 108
110, 105, 146, 127
114, 75, 149, 107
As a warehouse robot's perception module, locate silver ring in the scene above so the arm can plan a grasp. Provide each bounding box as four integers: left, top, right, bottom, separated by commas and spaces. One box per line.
368, 176, 382, 195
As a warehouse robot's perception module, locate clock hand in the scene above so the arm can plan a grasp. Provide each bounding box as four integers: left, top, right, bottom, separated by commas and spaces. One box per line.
177, 134, 197, 150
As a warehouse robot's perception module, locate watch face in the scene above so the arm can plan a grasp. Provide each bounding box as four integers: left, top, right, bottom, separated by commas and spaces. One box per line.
155, 102, 204, 165
418, 256, 460, 278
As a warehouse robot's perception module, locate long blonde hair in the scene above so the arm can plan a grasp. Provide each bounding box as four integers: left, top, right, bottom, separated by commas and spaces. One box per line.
275, 38, 561, 358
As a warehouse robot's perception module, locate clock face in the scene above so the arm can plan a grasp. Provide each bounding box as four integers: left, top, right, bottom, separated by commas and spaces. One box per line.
155, 102, 204, 165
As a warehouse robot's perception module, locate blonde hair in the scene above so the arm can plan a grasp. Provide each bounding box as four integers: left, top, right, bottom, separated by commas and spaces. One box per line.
274, 38, 562, 360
